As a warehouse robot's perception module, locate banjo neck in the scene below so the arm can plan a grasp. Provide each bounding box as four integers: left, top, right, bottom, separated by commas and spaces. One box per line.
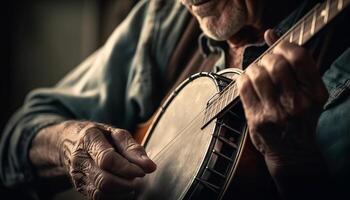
202, 0, 350, 128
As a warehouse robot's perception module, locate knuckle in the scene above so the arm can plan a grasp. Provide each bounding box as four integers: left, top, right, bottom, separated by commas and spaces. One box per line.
96, 148, 114, 170
95, 172, 107, 191
111, 129, 131, 146
80, 127, 102, 150
280, 92, 297, 112
71, 171, 87, 193
237, 75, 250, 92
270, 55, 289, 75
260, 108, 286, 125
83, 126, 101, 141
125, 141, 143, 152
71, 151, 91, 170
251, 114, 284, 134
249, 133, 267, 154
114, 129, 131, 140
245, 70, 263, 87
247, 65, 262, 80
70, 153, 81, 168
87, 185, 99, 200
113, 129, 141, 152
289, 48, 309, 66
92, 190, 100, 200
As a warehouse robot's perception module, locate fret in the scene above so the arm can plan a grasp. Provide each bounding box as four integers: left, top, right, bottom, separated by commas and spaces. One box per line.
330, 0, 340, 20
221, 92, 227, 109
225, 88, 231, 107
231, 83, 238, 101
227, 89, 233, 105
220, 92, 226, 109
289, 31, 294, 43
214, 99, 221, 116
206, 111, 213, 124
311, 9, 317, 35
320, 0, 330, 23
338, 0, 344, 10
218, 94, 224, 110
212, 101, 218, 116
219, 95, 224, 111
220, 91, 228, 109
298, 21, 305, 45
315, 6, 326, 33
226, 88, 233, 104
303, 16, 313, 42
211, 99, 220, 118
229, 84, 237, 103
205, 104, 213, 123
226, 89, 231, 105
217, 92, 224, 109
292, 27, 301, 44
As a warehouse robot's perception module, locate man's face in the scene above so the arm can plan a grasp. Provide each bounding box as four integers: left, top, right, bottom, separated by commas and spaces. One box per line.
181, 0, 248, 41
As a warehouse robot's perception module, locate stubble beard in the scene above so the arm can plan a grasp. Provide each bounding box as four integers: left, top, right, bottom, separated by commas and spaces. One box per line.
198, 3, 246, 41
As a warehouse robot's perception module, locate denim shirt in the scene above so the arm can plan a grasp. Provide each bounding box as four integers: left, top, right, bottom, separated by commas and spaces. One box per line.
1, 0, 349, 195
0, 0, 191, 188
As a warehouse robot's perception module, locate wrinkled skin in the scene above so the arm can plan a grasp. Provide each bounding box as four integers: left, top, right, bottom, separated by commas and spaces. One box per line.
30, 121, 156, 200
61, 122, 156, 199
236, 31, 330, 197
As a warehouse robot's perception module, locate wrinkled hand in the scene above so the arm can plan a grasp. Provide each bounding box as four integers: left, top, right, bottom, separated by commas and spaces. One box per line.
237, 30, 329, 173
58, 121, 156, 200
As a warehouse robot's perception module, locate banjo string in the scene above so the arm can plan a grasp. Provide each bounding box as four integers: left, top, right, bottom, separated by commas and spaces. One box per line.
149, 107, 214, 163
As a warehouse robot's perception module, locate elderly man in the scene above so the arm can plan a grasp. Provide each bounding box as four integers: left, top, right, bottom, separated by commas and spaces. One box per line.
1, 0, 349, 199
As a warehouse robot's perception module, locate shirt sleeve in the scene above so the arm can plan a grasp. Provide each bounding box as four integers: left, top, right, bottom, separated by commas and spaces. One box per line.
0, 0, 151, 188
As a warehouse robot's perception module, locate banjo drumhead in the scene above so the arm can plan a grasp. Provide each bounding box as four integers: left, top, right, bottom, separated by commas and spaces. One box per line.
138, 75, 219, 200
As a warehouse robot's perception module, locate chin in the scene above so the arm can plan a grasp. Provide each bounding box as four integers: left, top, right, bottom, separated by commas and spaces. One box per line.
199, 19, 242, 41
198, 10, 246, 41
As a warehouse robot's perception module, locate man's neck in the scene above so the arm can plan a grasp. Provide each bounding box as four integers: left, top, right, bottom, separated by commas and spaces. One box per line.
227, 0, 304, 47
227, 26, 265, 48
225, 0, 304, 67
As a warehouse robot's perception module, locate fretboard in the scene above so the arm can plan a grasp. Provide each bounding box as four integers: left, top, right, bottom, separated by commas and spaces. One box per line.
202, 0, 349, 128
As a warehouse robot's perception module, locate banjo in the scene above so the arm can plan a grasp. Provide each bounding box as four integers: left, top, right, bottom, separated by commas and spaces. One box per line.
135, 1, 350, 199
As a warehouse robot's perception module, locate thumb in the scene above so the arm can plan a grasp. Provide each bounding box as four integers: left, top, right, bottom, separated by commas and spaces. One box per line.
111, 129, 157, 173
264, 29, 279, 46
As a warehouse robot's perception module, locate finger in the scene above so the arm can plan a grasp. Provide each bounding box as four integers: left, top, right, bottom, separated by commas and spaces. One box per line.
237, 73, 261, 113
261, 53, 298, 113
110, 129, 157, 173
273, 41, 318, 85
273, 41, 328, 105
83, 127, 146, 178
245, 64, 279, 107
264, 29, 279, 46
88, 163, 137, 194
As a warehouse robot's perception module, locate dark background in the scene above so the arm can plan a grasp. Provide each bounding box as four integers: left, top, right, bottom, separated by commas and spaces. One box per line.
0, 0, 138, 199
0, 0, 138, 134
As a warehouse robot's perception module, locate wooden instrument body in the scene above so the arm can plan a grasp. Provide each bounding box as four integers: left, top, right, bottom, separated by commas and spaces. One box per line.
136, 69, 278, 200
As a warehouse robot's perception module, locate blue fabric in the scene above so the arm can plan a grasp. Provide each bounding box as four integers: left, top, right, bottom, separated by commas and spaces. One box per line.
318, 48, 350, 194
